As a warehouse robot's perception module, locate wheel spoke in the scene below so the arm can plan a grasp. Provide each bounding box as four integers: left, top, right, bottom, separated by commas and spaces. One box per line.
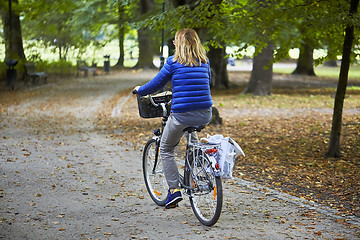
188, 149, 222, 226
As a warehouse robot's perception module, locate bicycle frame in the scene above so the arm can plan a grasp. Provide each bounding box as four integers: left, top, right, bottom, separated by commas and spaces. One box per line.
150, 101, 220, 193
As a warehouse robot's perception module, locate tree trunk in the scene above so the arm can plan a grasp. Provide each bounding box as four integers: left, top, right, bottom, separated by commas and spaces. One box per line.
118, 27, 125, 67
207, 45, 229, 89
292, 42, 316, 76
114, 25, 125, 68
133, 0, 156, 69
167, 39, 175, 57
58, 45, 62, 60
325, 0, 359, 158
1, 0, 26, 75
243, 44, 274, 96
115, 3, 125, 68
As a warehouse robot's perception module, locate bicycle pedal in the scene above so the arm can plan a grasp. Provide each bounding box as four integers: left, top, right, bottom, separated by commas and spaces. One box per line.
165, 203, 178, 209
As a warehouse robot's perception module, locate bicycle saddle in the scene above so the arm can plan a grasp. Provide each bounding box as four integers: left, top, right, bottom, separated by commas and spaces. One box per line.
183, 125, 205, 133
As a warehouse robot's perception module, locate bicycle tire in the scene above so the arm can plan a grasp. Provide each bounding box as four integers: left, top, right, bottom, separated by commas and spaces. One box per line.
143, 138, 168, 206
187, 149, 223, 226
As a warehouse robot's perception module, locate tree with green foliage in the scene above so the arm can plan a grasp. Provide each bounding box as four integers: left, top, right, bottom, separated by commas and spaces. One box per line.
143, 0, 233, 88
241, 0, 275, 95
206, 0, 229, 89
326, 0, 359, 158
158, 0, 359, 158
22, 0, 84, 61
1, 0, 358, 159
271, 0, 359, 158
1, 0, 26, 73
133, 0, 157, 69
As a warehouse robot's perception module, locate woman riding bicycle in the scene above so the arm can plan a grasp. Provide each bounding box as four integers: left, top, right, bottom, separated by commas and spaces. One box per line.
133, 28, 213, 209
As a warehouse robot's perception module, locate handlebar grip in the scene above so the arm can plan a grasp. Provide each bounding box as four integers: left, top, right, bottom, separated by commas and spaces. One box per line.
148, 94, 159, 107
132, 89, 138, 95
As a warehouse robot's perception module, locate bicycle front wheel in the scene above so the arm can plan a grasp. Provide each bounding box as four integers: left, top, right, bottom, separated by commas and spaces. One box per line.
188, 150, 223, 226
143, 139, 168, 206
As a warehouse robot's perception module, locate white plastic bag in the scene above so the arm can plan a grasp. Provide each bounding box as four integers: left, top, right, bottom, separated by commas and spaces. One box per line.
201, 134, 245, 179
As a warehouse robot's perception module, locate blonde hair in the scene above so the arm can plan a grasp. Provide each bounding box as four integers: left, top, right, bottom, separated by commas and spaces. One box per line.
173, 28, 208, 66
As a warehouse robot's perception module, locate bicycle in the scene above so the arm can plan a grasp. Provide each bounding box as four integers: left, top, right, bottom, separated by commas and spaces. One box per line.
133, 90, 223, 226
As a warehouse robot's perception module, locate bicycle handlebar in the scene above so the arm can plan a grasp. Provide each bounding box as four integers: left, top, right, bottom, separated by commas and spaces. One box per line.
133, 89, 160, 107
134, 89, 172, 118
148, 95, 159, 107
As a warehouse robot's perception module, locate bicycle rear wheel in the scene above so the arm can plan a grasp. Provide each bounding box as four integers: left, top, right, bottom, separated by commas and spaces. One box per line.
187, 150, 223, 226
143, 139, 168, 206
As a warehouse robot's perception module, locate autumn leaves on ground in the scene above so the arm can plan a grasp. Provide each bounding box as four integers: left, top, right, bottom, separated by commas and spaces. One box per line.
103, 71, 360, 219
1, 70, 359, 221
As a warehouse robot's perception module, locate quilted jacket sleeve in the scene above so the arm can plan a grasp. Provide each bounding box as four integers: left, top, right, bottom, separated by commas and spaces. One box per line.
137, 58, 172, 96
207, 60, 211, 86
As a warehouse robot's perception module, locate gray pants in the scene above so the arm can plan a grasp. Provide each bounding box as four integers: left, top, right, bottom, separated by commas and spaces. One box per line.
160, 114, 198, 189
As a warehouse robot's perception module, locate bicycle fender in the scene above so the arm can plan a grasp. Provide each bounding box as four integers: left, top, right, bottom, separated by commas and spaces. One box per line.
208, 155, 221, 177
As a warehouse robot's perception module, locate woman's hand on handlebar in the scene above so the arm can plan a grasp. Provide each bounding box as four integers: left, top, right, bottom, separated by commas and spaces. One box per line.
132, 86, 140, 94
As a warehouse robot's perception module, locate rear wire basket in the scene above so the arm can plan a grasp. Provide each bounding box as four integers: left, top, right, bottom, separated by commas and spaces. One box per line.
136, 91, 172, 118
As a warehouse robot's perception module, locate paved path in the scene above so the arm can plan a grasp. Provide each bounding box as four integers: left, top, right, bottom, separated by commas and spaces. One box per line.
1, 72, 359, 239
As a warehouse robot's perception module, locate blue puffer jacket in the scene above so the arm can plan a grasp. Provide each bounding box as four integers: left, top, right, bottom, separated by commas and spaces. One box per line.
138, 56, 213, 113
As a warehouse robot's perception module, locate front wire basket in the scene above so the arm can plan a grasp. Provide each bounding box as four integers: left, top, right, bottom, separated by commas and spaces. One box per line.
136, 91, 172, 118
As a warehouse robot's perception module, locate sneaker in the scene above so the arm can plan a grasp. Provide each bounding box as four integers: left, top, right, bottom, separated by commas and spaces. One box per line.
165, 189, 183, 208
165, 203, 179, 209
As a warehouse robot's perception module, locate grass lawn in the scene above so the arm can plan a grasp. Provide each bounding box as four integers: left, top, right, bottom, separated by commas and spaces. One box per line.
274, 63, 360, 80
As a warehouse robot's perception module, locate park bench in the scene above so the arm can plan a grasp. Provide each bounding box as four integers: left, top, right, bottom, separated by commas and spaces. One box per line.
77, 60, 97, 77
24, 63, 48, 85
